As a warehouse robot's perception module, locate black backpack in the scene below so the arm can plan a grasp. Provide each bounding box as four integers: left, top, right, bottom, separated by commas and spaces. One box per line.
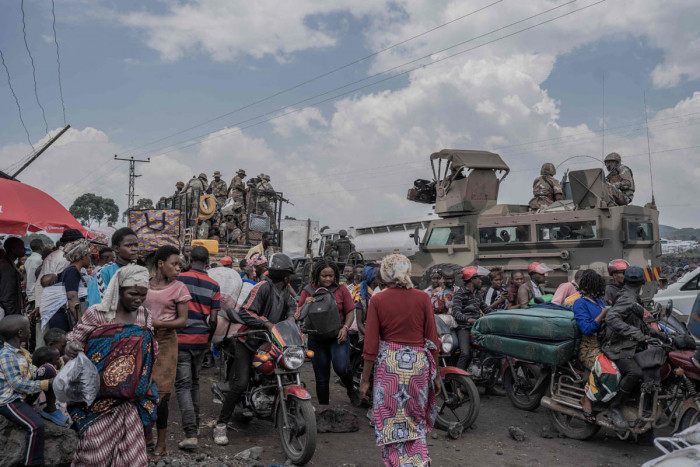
303, 285, 342, 341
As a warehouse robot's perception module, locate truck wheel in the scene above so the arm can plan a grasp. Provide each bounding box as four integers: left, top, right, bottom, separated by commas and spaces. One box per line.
419, 263, 464, 289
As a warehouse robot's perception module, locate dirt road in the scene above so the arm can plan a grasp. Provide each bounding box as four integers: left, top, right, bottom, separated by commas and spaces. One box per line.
164, 364, 658, 466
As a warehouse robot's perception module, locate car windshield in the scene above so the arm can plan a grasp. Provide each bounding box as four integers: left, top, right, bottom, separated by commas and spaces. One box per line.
272, 320, 304, 347
427, 226, 465, 245
628, 221, 653, 241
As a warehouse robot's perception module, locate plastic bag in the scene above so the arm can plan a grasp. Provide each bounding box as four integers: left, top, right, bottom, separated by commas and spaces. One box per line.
53, 352, 100, 406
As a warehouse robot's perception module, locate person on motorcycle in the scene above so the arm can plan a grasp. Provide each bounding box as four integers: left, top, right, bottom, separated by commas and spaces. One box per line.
431, 268, 456, 315
452, 266, 493, 370
600, 265, 662, 429
604, 259, 629, 305
516, 262, 552, 308
213, 253, 297, 446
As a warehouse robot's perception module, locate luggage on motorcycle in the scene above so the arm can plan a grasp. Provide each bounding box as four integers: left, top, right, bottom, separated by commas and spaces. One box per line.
585, 353, 620, 403
634, 347, 666, 369
473, 334, 579, 367
302, 285, 341, 341
472, 305, 581, 342
673, 334, 697, 350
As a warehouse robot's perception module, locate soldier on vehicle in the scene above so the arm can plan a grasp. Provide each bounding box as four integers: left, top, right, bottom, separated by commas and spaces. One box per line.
219, 213, 243, 245
228, 169, 247, 207
185, 173, 209, 193
528, 163, 564, 212
210, 171, 228, 207
257, 174, 277, 230
604, 152, 635, 206
174, 181, 185, 197
331, 230, 355, 263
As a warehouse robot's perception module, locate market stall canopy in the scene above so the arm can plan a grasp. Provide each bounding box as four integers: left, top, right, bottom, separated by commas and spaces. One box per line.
0, 179, 89, 236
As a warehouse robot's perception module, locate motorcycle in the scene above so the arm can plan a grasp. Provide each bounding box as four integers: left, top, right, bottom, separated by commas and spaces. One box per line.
541, 300, 700, 440
212, 314, 317, 465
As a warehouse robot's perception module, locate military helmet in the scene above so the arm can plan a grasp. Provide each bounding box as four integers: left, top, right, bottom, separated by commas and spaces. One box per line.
199, 173, 208, 180
604, 152, 621, 163
540, 163, 556, 176
264, 174, 271, 181
176, 181, 185, 188
339, 229, 348, 237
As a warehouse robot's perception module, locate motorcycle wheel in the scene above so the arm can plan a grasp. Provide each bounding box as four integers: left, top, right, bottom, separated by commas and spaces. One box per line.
503, 363, 546, 411
435, 374, 480, 431
277, 398, 317, 465
678, 407, 700, 433
546, 405, 601, 440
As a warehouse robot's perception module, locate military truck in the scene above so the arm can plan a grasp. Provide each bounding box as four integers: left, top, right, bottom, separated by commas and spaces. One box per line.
352, 149, 661, 299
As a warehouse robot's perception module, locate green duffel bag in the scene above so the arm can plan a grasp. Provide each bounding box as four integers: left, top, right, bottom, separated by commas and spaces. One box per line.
473, 334, 579, 367
472, 305, 581, 342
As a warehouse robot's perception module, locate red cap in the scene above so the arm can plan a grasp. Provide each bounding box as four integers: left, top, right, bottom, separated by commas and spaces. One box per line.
461, 266, 491, 281
221, 256, 233, 266
528, 262, 552, 275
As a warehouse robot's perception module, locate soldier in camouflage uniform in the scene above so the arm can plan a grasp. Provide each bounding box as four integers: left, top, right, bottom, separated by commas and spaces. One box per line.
210, 170, 228, 207
331, 229, 355, 263
219, 213, 244, 245
257, 174, 277, 230
604, 152, 635, 206
186, 173, 209, 193
174, 181, 185, 198
528, 163, 564, 212
228, 169, 247, 207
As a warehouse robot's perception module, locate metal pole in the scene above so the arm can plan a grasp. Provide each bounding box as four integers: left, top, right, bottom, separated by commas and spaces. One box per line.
644, 92, 656, 205
11, 125, 70, 179
114, 155, 149, 209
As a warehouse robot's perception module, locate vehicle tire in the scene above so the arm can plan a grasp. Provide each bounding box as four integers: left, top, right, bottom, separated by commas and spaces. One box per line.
435, 374, 480, 431
277, 397, 317, 465
677, 407, 700, 433
503, 363, 547, 411
545, 385, 601, 441
198, 194, 217, 220
419, 263, 464, 289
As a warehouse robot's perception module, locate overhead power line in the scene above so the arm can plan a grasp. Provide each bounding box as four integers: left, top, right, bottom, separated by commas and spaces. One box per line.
130, 0, 606, 159
116, 0, 504, 156
0, 48, 34, 151
51, 0, 67, 126
21, 0, 49, 135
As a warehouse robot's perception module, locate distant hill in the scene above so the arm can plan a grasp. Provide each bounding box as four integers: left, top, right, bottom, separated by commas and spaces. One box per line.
661, 224, 700, 241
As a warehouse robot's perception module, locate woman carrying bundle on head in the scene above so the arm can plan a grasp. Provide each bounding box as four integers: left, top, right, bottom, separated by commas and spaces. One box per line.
359, 254, 440, 467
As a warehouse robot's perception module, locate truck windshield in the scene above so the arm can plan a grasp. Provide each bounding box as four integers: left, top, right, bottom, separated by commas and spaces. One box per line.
427, 226, 465, 246
537, 221, 597, 241
479, 225, 530, 244
628, 222, 653, 241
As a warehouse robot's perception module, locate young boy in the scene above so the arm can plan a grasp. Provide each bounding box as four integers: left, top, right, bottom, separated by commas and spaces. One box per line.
0, 316, 53, 465
43, 328, 67, 366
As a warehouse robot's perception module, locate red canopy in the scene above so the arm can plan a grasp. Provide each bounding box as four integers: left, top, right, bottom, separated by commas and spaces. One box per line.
0, 179, 89, 237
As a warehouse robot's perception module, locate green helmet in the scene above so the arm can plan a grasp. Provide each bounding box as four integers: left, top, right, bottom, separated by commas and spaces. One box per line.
540, 163, 556, 176
339, 229, 348, 237
604, 152, 621, 163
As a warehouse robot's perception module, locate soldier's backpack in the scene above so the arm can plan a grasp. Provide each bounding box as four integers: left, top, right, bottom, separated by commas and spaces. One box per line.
302, 285, 342, 341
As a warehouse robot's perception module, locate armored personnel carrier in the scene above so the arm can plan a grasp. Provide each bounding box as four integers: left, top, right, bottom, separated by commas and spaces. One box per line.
353, 149, 661, 299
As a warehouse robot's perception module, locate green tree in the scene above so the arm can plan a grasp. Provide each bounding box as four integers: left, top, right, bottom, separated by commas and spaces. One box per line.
122, 198, 154, 222
69, 193, 120, 227
21, 233, 54, 248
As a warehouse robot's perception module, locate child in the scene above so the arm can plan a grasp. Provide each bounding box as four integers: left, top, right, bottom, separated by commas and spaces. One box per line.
40, 273, 58, 288
0, 316, 53, 466
43, 328, 67, 367
31, 346, 71, 428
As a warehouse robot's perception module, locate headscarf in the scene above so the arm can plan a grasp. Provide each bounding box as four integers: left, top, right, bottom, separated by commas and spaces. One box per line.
249, 253, 267, 267
380, 254, 413, 289
98, 264, 150, 321
63, 239, 92, 263
360, 266, 377, 303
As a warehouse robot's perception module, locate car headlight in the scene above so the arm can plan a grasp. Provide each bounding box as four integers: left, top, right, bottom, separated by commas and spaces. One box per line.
281, 347, 305, 370
440, 334, 454, 354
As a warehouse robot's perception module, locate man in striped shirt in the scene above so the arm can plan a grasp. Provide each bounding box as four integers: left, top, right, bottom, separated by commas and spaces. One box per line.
175, 246, 220, 450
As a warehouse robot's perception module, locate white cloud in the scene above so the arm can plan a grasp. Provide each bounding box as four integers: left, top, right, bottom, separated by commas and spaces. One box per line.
272, 108, 328, 138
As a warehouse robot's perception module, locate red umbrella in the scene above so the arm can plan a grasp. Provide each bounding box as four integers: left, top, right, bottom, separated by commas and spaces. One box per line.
0, 179, 89, 236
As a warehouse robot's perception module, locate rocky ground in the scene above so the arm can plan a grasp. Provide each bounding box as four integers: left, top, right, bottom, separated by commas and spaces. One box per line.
156, 364, 662, 467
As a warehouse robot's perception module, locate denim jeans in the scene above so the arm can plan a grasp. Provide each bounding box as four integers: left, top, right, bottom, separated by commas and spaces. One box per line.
456, 328, 472, 371
175, 348, 206, 437
308, 337, 354, 405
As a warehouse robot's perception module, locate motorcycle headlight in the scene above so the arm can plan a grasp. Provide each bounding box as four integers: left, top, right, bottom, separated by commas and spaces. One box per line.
440, 334, 454, 354
281, 347, 305, 370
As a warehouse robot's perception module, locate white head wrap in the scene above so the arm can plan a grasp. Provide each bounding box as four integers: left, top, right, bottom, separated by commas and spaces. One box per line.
98, 264, 150, 321
380, 254, 414, 289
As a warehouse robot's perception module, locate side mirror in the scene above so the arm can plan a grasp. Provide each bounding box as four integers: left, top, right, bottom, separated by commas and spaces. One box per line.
412, 226, 420, 245
666, 300, 674, 318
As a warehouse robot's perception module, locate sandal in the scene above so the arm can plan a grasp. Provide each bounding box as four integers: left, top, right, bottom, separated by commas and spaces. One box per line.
40, 409, 71, 428
583, 411, 596, 423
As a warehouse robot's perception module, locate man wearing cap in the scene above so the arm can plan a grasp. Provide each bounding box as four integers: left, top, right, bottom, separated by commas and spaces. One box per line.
220, 257, 237, 269
228, 169, 247, 206
517, 262, 551, 308
174, 181, 185, 198
210, 171, 228, 207
604, 152, 635, 206
185, 173, 209, 194
528, 163, 563, 212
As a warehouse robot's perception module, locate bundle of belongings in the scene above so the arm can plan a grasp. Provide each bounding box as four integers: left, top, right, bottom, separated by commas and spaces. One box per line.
471, 304, 581, 367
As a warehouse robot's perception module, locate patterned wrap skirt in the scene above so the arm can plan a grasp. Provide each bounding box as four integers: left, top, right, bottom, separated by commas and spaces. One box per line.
578, 333, 601, 371
152, 327, 178, 396
373, 340, 437, 467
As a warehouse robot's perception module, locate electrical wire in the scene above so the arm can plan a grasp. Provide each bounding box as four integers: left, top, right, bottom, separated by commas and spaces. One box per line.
21, 0, 49, 135
51, 0, 67, 126
0, 48, 34, 152
115, 0, 505, 156
129, 0, 603, 159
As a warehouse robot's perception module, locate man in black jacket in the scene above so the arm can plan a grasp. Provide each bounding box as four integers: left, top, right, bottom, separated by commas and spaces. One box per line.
213, 253, 296, 446
453, 266, 493, 370
0, 238, 27, 316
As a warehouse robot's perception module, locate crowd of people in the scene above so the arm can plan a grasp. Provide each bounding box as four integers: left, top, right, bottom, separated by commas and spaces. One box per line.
0, 222, 683, 466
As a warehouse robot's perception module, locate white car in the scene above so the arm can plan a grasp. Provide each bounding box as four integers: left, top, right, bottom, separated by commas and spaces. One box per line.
653, 268, 700, 319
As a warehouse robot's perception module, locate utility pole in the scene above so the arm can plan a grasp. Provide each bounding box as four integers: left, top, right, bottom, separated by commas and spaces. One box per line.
10, 125, 71, 179
114, 155, 150, 209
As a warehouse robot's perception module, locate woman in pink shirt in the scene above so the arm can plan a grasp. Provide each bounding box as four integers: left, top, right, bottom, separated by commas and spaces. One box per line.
144, 245, 191, 458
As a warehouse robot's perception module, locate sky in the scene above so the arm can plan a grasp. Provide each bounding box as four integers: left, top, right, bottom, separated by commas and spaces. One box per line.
1, 0, 699, 229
